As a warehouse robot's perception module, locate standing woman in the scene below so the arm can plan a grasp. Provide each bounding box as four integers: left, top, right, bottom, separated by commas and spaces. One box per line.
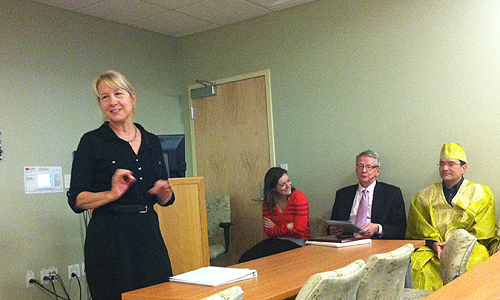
68, 70, 174, 300
239, 167, 310, 263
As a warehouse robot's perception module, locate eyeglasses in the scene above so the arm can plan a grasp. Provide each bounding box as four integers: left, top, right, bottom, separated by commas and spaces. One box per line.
438, 162, 462, 167
356, 164, 379, 171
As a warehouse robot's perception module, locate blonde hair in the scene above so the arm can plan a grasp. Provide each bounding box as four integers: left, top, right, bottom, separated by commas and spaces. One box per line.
93, 70, 136, 121
93, 70, 135, 104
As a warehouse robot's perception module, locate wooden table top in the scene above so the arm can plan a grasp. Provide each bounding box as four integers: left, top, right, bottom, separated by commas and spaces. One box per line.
122, 239, 424, 300
423, 250, 500, 300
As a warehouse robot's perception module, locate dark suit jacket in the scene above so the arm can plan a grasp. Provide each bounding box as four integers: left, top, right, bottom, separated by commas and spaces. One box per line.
330, 181, 406, 239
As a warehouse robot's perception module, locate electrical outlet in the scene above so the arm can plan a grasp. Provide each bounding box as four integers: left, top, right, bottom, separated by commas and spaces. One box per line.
40, 266, 58, 285
39, 268, 48, 285
26, 270, 35, 288
68, 263, 81, 280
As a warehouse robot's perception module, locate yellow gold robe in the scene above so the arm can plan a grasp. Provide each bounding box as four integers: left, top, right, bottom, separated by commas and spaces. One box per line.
406, 179, 498, 291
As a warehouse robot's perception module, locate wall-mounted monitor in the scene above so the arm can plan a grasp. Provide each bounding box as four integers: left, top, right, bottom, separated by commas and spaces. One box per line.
158, 134, 187, 178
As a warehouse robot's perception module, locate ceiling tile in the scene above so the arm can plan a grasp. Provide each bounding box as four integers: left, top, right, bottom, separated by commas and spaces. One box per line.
31, 0, 103, 10
142, 0, 205, 10
175, 0, 271, 26
130, 9, 213, 36
29, 0, 318, 37
75, 0, 167, 24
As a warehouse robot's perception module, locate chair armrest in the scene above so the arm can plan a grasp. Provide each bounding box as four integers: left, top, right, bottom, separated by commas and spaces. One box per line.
219, 222, 232, 253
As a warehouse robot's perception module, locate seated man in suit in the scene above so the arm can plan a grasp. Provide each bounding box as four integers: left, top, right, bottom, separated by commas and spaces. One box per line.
406, 143, 498, 291
328, 150, 406, 239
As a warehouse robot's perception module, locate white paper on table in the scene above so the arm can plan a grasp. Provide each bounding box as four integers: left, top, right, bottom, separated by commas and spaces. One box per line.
169, 266, 258, 286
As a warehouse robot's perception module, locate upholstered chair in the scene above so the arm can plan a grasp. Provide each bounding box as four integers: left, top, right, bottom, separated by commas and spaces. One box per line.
295, 259, 366, 300
440, 228, 477, 285
355, 243, 432, 300
403, 288, 434, 300
206, 195, 232, 260
200, 286, 244, 300
309, 215, 330, 237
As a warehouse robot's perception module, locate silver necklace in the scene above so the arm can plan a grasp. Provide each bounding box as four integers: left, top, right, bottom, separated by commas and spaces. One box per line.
118, 125, 138, 142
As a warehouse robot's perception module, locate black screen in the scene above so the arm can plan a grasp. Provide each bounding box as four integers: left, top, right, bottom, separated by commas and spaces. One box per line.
158, 134, 186, 178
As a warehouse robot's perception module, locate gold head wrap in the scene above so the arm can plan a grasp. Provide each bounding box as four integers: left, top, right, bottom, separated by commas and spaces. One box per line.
440, 143, 466, 163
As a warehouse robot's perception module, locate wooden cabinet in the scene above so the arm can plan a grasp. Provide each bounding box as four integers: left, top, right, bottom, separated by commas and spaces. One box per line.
155, 177, 210, 275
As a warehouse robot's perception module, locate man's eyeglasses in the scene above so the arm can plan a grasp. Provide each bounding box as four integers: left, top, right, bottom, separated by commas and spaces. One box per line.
356, 164, 379, 171
438, 162, 462, 167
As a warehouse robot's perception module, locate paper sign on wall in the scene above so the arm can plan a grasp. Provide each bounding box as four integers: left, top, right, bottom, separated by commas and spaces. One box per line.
24, 166, 63, 194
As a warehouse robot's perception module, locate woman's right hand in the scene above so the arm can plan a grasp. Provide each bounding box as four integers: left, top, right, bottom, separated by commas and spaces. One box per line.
110, 169, 136, 200
75, 169, 135, 210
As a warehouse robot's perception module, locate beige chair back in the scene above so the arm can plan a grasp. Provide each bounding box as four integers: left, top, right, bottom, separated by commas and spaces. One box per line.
440, 228, 477, 285
200, 286, 244, 300
295, 259, 366, 300
356, 243, 414, 300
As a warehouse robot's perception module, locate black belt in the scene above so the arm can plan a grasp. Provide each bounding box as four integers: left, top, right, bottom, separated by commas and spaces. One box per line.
96, 204, 153, 215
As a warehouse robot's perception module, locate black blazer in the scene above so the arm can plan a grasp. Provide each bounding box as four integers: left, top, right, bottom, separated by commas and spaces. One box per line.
329, 181, 406, 239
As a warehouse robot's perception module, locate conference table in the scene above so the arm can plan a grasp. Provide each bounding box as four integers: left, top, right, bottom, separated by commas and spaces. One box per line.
122, 239, 424, 300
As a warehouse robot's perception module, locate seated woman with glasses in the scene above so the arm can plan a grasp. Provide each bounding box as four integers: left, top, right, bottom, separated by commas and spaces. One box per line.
238, 167, 310, 263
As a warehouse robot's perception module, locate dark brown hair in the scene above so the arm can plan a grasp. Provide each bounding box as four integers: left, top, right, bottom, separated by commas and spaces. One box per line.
263, 167, 295, 214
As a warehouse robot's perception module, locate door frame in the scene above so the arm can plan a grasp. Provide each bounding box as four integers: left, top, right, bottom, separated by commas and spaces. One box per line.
188, 69, 276, 176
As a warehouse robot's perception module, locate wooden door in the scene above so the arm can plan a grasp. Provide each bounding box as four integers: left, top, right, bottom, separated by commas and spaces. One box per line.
190, 71, 274, 265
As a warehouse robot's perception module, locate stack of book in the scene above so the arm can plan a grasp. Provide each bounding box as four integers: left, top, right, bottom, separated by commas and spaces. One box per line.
306, 236, 372, 247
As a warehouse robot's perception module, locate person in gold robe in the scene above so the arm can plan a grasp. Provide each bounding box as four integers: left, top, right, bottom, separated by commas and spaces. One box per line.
406, 143, 498, 291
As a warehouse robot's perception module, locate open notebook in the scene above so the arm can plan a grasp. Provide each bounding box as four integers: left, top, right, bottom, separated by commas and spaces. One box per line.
170, 266, 257, 286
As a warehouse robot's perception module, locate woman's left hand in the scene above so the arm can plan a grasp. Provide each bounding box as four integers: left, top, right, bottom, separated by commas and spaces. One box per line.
263, 217, 275, 228
149, 179, 173, 205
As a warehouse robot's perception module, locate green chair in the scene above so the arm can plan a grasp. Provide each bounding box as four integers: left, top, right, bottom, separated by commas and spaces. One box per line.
206, 195, 232, 260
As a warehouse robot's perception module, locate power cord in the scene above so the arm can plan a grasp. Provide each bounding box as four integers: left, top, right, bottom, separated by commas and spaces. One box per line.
56, 274, 71, 300
29, 278, 70, 300
70, 272, 83, 300
49, 277, 58, 298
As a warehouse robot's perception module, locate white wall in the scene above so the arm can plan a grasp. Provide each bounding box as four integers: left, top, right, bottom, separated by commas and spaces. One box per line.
178, 0, 500, 223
